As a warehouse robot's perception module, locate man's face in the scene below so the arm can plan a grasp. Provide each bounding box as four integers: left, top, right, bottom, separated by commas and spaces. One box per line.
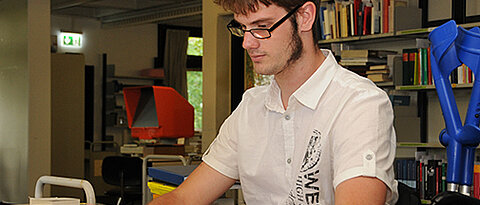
234, 3, 303, 76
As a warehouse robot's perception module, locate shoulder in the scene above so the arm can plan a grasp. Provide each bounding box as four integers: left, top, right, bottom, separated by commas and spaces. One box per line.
331, 66, 389, 102
241, 84, 270, 102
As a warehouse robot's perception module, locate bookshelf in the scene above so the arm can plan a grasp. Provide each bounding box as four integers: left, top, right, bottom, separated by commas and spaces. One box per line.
315, 1, 480, 200
396, 83, 474, 90
318, 22, 480, 46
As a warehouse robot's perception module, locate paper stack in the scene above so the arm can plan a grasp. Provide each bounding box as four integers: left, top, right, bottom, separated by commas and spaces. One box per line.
29, 197, 80, 205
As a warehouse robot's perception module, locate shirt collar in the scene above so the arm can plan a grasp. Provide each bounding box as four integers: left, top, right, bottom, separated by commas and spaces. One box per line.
265, 49, 338, 111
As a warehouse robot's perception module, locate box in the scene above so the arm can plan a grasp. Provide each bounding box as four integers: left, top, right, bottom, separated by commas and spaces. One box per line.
123, 86, 194, 139
395, 117, 421, 142
394, 105, 417, 117
139, 68, 165, 78
394, 7, 422, 32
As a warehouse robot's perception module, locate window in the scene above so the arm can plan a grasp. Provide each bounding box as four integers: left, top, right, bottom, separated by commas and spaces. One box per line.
187, 37, 203, 131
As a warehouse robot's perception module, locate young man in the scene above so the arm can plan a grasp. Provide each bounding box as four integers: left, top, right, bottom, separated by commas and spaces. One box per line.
149, 0, 398, 204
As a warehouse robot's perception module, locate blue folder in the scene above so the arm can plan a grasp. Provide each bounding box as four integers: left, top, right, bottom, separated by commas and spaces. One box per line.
148, 165, 198, 186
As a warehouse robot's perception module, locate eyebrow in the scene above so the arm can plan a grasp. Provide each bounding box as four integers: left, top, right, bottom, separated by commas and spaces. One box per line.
235, 17, 275, 27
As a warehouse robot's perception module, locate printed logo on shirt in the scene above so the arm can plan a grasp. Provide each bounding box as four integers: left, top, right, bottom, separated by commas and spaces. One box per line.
286, 129, 322, 205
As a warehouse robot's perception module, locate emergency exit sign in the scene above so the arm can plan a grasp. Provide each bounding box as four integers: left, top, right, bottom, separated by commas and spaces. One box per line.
60, 32, 82, 48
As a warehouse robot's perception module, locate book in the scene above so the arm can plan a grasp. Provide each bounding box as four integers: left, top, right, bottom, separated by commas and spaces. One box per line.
362, 4, 372, 35
366, 69, 389, 75
340, 61, 378, 66
421, 48, 428, 85
324, 4, 333, 40
368, 73, 391, 82
371, 0, 381, 34
354, 0, 362, 35
474, 164, 480, 199
382, 0, 389, 33
340, 3, 349, 38
318, 6, 327, 40
402, 48, 416, 85
340, 57, 387, 65
344, 65, 369, 76
341, 49, 397, 58
369, 64, 388, 70
349, 3, 355, 36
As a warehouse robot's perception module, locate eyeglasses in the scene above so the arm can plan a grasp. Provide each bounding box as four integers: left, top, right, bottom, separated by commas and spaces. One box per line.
227, 4, 303, 39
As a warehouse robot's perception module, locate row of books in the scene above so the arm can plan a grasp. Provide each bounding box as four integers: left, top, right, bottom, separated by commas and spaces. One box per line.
367, 64, 391, 83
396, 155, 480, 201
395, 157, 447, 200
339, 49, 397, 78
402, 48, 475, 86
317, 0, 408, 40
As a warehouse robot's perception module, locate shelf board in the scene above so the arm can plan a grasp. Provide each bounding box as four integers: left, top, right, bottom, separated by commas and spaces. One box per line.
376, 81, 394, 87
108, 75, 164, 80
395, 83, 473, 91
318, 32, 395, 44
397, 142, 444, 148
318, 22, 480, 45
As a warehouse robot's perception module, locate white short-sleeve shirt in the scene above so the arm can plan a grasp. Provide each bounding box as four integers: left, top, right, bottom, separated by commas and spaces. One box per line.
203, 49, 399, 205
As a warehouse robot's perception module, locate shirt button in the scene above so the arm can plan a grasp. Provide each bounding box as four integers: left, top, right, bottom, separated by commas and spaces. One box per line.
285, 115, 291, 120
365, 154, 373, 160
287, 158, 292, 164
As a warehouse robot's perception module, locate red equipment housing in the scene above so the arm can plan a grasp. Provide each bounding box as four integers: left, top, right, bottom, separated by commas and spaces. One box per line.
123, 86, 194, 140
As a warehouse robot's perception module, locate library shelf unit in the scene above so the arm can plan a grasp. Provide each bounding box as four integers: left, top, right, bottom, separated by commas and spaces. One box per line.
318, 22, 480, 46
318, 19, 480, 202
396, 83, 474, 91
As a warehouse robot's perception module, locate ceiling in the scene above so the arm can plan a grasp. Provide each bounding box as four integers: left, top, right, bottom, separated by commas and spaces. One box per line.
50, 0, 202, 28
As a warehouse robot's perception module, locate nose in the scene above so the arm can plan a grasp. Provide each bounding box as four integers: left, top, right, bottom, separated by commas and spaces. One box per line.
242, 32, 260, 50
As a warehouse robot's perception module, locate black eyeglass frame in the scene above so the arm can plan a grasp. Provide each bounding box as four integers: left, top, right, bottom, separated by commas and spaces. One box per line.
227, 4, 303, 39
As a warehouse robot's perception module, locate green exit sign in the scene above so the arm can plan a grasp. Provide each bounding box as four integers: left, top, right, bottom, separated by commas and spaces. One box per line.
60, 32, 82, 48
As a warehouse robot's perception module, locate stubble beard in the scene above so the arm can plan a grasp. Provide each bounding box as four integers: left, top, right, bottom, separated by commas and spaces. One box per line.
252, 18, 303, 76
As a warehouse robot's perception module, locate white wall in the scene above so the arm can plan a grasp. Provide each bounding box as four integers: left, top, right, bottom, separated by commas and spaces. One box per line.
0, 0, 51, 202
0, 1, 29, 201
51, 15, 158, 142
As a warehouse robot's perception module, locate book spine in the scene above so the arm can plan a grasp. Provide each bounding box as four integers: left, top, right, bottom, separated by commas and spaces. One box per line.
474, 164, 480, 199
382, 0, 389, 33
323, 7, 331, 40
442, 161, 447, 193
354, 0, 360, 35
428, 47, 432, 85
319, 6, 326, 40
335, 2, 341, 39
422, 48, 428, 85
363, 5, 372, 35
341, 4, 348, 37
388, 0, 394, 33
349, 3, 355, 36
413, 51, 419, 85
402, 50, 409, 85
419, 160, 424, 199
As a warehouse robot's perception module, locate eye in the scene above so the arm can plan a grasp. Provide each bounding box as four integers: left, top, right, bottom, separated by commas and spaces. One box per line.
257, 24, 268, 28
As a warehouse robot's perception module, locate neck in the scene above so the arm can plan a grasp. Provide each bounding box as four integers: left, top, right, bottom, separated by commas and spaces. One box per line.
275, 44, 325, 109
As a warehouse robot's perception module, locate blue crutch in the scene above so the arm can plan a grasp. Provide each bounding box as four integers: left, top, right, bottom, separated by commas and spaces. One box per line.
428, 20, 480, 204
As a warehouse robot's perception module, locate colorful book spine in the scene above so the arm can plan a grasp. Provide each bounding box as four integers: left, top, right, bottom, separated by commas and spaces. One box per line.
474, 164, 480, 199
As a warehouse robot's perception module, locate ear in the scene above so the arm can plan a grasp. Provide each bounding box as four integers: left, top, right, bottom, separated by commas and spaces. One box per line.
297, 2, 317, 32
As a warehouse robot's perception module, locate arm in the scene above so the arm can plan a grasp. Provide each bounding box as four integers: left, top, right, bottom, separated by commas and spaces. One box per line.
148, 162, 236, 205
334, 176, 387, 205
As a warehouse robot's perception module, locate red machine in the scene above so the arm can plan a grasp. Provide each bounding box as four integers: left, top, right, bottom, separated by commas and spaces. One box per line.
123, 86, 194, 140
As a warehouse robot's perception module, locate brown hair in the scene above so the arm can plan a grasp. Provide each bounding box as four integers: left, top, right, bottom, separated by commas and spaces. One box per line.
213, 0, 309, 15
214, 0, 320, 48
